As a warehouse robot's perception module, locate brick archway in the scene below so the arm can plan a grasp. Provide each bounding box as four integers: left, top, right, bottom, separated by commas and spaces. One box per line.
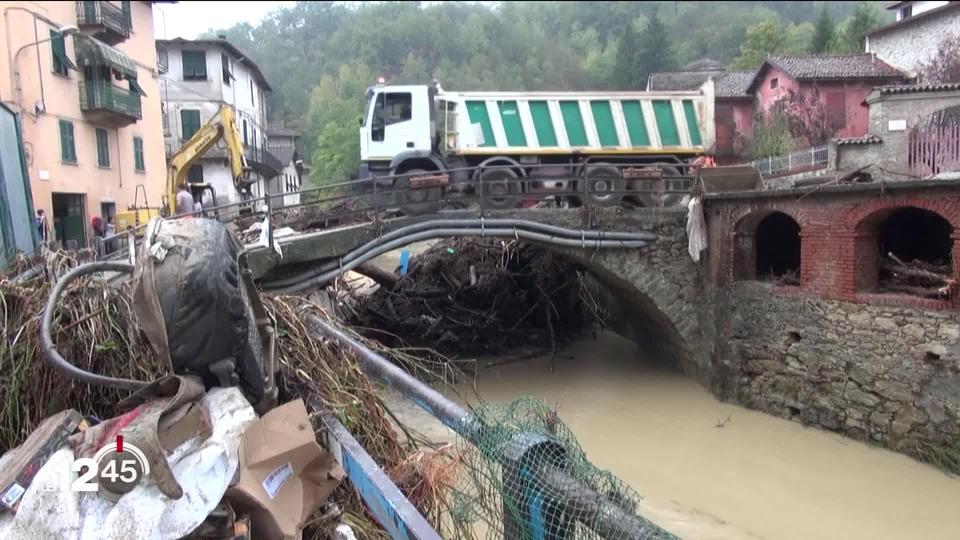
731, 208, 805, 282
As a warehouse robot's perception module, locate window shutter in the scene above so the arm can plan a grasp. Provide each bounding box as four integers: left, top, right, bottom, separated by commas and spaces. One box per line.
59, 120, 76, 163
134, 136, 145, 171
181, 109, 201, 140
96, 128, 109, 167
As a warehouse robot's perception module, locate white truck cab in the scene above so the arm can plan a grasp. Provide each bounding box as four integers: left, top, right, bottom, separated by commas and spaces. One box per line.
359, 84, 434, 171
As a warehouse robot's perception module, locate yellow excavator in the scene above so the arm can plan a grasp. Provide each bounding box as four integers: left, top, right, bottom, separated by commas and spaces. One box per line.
115, 104, 252, 233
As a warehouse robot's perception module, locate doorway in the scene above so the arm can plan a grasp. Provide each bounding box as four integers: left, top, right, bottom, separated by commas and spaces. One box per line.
52, 193, 86, 249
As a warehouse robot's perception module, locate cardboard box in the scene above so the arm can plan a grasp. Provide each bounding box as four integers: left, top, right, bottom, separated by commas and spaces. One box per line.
0, 409, 82, 512
226, 399, 343, 540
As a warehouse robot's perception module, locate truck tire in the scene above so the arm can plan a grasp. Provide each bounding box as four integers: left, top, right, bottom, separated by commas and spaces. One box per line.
658, 166, 685, 207
143, 218, 266, 403
583, 164, 624, 207
479, 168, 520, 209
396, 169, 442, 215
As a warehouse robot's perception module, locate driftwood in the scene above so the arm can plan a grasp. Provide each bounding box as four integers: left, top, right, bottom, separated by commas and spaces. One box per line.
880, 252, 955, 298
355, 262, 400, 289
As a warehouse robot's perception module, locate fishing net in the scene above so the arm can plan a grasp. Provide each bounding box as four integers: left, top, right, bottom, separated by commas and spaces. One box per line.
448, 396, 677, 540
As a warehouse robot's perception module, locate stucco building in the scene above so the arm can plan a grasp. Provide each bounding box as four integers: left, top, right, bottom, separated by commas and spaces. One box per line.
0, 1, 168, 248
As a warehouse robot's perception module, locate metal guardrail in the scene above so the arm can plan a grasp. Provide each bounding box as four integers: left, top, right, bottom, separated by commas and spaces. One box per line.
749, 145, 828, 177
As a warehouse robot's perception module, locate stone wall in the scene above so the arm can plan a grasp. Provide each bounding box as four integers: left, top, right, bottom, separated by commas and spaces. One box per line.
867, 8, 960, 75
710, 281, 960, 457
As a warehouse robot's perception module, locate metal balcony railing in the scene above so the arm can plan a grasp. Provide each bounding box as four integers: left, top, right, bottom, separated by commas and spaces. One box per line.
79, 81, 142, 120
76, 1, 130, 42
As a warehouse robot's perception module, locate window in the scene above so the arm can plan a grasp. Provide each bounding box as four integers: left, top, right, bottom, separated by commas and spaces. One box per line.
51, 29, 68, 76
121, 1, 131, 28
900, 5, 912, 19
825, 91, 846, 125
133, 136, 145, 171
243, 119, 248, 145
181, 109, 201, 140
371, 92, 412, 142
250, 79, 254, 106
770, 78, 778, 89
181, 50, 207, 80
221, 53, 231, 85
95, 128, 110, 167
157, 48, 169, 73
187, 165, 204, 183
59, 119, 76, 163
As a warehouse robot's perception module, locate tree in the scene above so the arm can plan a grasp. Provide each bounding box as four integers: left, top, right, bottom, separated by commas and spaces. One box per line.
836, 2, 882, 53
615, 22, 641, 89
810, 7, 835, 53
921, 33, 960, 83
731, 17, 785, 69
636, 8, 674, 86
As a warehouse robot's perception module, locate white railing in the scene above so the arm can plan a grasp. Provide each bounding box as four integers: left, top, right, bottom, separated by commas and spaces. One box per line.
749, 145, 828, 176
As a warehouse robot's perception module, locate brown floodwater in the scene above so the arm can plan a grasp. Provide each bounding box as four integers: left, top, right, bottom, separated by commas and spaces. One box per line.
382, 331, 960, 540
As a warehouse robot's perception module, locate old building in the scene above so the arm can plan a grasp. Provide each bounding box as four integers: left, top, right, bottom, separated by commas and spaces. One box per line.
157, 36, 282, 212
866, 1, 960, 78
265, 126, 304, 208
713, 71, 755, 163
0, 1, 168, 248
746, 54, 907, 140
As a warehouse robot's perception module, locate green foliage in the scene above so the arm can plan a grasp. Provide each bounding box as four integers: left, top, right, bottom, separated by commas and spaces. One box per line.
752, 109, 795, 159
306, 62, 374, 186
811, 7, 836, 53
730, 16, 814, 69
615, 22, 641, 89
835, 2, 884, 53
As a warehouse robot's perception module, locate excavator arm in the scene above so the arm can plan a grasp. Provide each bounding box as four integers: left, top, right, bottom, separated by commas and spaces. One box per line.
165, 104, 252, 215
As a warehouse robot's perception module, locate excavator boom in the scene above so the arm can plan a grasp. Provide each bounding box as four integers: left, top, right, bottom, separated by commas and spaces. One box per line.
165, 104, 251, 215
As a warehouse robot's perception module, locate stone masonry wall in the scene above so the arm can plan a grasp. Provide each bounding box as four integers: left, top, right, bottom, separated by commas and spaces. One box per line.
711, 281, 960, 457
867, 8, 960, 75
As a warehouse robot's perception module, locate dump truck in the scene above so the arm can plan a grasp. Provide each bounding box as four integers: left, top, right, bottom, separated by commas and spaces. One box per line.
358, 80, 715, 212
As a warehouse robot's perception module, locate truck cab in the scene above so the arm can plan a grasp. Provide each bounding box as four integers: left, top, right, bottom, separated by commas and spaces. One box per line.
359, 84, 435, 177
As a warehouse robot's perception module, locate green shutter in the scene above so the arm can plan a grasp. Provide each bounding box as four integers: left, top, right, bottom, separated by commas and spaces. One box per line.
529, 101, 557, 147
682, 100, 703, 146
50, 30, 68, 76
590, 101, 619, 147
134, 136, 145, 171
559, 101, 588, 147
498, 101, 527, 147
621, 100, 650, 147
59, 120, 76, 163
181, 109, 200, 140
95, 128, 110, 167
465, 101, 496, 147
652, 100, 680, 146
182, 50, 206, 79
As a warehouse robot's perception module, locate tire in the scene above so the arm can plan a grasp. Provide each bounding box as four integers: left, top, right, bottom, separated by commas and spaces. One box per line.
479, 168, 520, 209
396, 169, 442, 215
148, 218, 265, 402
658, 166, 685, 208
583, 164, 624, 207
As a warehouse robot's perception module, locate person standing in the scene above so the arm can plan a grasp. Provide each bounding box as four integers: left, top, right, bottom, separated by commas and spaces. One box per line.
175, 181, 194, 216
35, 209, 49, 245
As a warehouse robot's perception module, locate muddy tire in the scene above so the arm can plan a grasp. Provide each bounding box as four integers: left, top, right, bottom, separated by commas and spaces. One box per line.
396, 169, 442, 215
583, 164, 624, 207
479, 168, 520, 209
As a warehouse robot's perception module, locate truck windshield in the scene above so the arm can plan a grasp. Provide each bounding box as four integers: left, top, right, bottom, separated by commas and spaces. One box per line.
362, 88, 374, 127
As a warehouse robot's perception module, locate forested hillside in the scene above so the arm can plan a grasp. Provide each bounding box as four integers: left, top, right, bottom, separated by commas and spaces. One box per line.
204, 1, 892, 183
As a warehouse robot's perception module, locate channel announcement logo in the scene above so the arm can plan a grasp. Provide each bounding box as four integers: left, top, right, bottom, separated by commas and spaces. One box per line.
48, 436, 151, 495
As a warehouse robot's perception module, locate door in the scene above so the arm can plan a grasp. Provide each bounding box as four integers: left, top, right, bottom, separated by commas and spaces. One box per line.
52, 193, 86, 249
366, 90, 428, 161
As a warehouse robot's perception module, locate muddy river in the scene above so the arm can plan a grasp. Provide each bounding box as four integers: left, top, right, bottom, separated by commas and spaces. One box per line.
367, 246, 960, 539
382, 331, 960, 540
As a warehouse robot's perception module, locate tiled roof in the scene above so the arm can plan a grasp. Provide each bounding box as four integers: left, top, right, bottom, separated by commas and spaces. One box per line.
715, 71, 754, 98
768, 54, 904, 80
268, 144, 298, 166
647, 70, 724, 91
834, 135, 883, 145
875, 82, 960, 95
682, 58, 725, 71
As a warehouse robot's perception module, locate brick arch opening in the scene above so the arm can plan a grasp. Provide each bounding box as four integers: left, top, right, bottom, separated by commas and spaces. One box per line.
855, 206, 955, 296
733, 210, 802, 283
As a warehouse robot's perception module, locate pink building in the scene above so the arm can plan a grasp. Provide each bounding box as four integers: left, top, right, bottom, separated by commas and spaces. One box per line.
713, 71, 755, 164
746, 55, 906, 140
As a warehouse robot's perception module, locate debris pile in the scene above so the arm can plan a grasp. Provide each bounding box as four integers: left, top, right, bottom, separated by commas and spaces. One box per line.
879, 252, 956, 298
0, 251, 460, 539
347, 238, 605, 366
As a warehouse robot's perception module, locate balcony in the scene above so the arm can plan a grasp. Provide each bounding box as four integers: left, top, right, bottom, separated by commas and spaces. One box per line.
198, 144, 284, 179
79, 81, 141, 127
76, 1, 130, 45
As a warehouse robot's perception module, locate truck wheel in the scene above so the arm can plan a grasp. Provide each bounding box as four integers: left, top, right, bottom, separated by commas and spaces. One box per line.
583, 164, 624, 207
480, 168, 520, 209
658, 166, 685, 207
396, 169, 442, 215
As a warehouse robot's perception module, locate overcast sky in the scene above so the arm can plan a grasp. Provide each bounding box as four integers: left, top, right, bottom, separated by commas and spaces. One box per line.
152, 1, 295, 40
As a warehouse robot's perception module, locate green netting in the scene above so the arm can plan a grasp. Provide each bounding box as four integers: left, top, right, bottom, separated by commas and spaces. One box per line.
448, 397, 678, 540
